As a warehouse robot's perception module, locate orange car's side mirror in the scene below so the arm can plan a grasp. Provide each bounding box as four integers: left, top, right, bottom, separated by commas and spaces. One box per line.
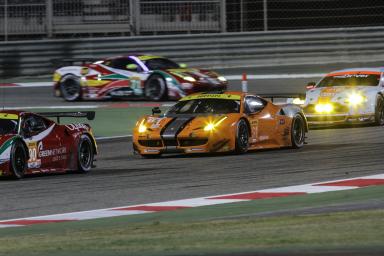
152, 107, 161, 115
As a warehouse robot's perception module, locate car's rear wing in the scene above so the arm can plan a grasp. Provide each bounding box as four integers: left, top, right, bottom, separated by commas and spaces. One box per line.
51, 58, 99, 68
258, 93, 306, 104
38, 111, 95, 123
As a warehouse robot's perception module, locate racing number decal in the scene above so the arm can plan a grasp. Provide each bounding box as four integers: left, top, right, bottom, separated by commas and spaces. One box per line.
27, 141, 42, 168
130, 77, 143, 94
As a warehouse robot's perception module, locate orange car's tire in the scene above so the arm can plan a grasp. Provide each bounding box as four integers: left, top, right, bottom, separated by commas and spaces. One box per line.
77, 135, 94, 173
291, 114, 306, 148
145, 74, 167, 101
60, 74, 81, 102
375, 96, 384, 126
235, 119, 249, 154
10, 140, 28, 179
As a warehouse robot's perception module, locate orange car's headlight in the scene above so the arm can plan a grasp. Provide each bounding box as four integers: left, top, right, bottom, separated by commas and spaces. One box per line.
204, 116, 227, 132
138, 119, 147, 133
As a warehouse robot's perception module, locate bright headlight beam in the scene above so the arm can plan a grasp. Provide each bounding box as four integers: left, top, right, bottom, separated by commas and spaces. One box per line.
347, 93, 364, 105
138, 119, 147, 133
204, 116, 228, 131
315, 103, 333, 113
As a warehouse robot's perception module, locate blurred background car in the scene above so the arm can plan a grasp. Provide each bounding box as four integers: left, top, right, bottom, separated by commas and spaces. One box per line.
53, 55, 228, 101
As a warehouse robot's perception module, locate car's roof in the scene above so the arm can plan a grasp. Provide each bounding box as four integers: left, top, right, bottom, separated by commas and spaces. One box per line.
328, 67, 384, 75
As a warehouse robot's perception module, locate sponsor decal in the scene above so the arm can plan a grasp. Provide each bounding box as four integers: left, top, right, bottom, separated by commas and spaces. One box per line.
0, 113, 18, 120
147, 117, 164, 129
279, 119, 285, 125
180, 94, 241, 101
320, 87, 339, 98
334, 74, 369, 78
39, 147, 66, 158
66, 123, 88, 131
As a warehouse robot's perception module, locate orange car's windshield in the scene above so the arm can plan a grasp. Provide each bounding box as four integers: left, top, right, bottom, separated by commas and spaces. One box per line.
317, 74, 380, 87
166, 99, 240, 115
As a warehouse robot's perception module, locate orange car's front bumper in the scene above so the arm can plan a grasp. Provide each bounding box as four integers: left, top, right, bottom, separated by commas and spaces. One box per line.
133, 133, 235, 156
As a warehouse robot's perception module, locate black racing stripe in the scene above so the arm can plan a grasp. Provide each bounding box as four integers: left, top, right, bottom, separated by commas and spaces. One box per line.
161, 117, 194, 140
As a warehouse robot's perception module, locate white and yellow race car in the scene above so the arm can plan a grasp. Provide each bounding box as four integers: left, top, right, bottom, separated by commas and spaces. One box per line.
303, 68, 384, 125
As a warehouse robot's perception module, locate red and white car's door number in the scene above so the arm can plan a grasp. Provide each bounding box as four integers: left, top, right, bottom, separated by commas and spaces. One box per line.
27, 141, 41, 168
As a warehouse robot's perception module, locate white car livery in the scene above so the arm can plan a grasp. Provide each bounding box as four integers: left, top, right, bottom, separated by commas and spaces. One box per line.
303, 68, 384, 125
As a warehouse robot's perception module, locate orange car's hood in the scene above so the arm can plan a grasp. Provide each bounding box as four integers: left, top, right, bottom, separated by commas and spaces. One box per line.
143, 114, 233, 135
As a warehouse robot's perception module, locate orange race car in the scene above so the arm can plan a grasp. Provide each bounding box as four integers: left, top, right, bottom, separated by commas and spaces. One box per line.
133, 91, 308, 156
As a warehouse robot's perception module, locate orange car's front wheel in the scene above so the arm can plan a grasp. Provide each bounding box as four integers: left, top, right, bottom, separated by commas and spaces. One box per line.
291, 114, 306, 148
235, 119, 249, 154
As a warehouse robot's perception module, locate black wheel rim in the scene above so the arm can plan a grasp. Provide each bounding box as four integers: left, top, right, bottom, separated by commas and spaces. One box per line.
62, 79, 80, 100
147, 78, 163, 99
79, 141, 91, 168
238, 122, 248, 149
14, 147, 26, 175
293, 118, 304, 145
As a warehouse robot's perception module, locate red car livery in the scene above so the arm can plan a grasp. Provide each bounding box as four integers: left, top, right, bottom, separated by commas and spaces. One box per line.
53, 55, 228, 101
0, 111, 97, 179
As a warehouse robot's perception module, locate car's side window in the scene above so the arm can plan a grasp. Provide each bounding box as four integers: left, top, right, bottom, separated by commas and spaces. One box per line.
109, 58, 141, 71
21, 115, 47, 137
244, 96, 266, 114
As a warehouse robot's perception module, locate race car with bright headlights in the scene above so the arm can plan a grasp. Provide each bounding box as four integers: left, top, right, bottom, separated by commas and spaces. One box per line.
53, 54, 228, 101
133, 92, 308, 156
303, 68, 384, 125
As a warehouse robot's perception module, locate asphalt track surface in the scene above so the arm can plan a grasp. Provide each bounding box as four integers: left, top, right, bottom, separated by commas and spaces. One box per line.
0, 76, 311, 108
1, 125, 383, 220
1, 65, 384, 220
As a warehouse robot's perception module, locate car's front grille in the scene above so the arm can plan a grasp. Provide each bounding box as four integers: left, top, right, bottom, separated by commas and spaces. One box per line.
306, 116, 346, 122
164, 140, 178, 147
138, 140, 163, 147
179, 139, 208, 147
304, 103, 349, 114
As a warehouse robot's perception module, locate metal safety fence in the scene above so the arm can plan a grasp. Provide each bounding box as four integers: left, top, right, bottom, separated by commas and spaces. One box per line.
0, 0, 224, 41
227, 0, 384, 32
138, 0, 224, 34
2, 0, 384, 41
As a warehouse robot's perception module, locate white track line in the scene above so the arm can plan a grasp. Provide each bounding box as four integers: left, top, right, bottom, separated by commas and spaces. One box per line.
0, 173, 383, 228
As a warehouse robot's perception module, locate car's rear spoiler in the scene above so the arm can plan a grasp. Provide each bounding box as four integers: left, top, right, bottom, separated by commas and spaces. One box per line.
38, 111, 95, 123
51, 58, 99, 68
258, 93, 306, 103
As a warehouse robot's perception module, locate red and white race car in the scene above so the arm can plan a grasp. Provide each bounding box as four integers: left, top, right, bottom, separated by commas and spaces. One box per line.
0, 111, 97, 179
53, 54, 228, 101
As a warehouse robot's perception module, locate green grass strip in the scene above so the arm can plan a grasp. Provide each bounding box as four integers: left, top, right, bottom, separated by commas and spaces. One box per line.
33, 107, 164, 137
1, 185, 383, 256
